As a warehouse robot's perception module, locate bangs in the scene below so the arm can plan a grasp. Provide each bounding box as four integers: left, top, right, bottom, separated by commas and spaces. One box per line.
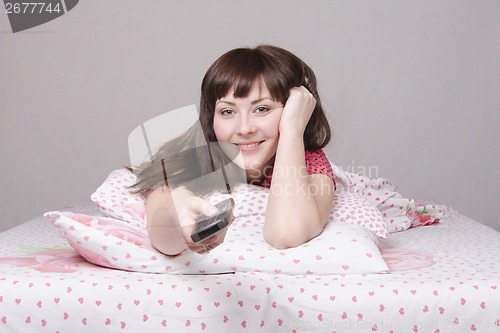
200, 45, 331, 149
206, 49, 293, 104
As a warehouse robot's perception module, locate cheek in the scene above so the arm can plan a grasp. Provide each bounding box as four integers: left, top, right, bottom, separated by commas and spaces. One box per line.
213, 118, 230, 142
263, 112, 282, 138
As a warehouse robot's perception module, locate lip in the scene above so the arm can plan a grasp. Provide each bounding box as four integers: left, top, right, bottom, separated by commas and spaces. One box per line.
233, 141, 264, 152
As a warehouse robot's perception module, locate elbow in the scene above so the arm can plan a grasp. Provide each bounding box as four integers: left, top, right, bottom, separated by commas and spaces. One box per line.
264, 233, 298, 250
263, 214, 326, 250
263, 226, 318, 250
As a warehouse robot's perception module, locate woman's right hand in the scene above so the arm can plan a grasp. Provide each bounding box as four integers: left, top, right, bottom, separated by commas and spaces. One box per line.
170, 187, 229, 254
278, 86, 316, 137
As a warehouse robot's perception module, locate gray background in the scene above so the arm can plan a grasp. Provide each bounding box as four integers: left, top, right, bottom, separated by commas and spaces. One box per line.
0, 0, 498, 232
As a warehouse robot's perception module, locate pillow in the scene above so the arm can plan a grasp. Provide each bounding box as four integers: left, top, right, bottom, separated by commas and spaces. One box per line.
340, 170, 422, 234
91, 169, 388, 238
48, 183, 389, 274
328, 191, 387, 238
90, 169, 146, 228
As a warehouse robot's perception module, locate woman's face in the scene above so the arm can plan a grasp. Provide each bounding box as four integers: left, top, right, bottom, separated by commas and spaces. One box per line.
213, 81, 283, 182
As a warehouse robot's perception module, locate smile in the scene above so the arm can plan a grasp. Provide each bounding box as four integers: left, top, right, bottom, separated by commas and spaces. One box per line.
234, 141, 264, 151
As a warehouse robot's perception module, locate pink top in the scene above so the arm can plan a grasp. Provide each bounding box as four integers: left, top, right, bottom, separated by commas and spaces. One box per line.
260, 149, 335, 189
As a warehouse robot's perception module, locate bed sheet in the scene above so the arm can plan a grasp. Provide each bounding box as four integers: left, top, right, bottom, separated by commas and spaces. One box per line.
0, 202, 498, 333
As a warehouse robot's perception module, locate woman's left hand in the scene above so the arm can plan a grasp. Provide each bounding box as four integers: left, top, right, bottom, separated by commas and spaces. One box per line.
279, 86, 316, 136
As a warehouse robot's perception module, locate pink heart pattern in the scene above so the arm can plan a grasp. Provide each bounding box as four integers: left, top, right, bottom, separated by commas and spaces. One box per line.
42, 180, 390, 275
0, 171, 497, 332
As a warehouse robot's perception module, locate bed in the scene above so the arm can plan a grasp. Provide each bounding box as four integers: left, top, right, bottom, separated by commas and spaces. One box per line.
0, 168, 498, 333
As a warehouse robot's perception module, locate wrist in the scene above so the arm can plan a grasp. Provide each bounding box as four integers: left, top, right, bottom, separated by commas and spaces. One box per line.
171, 186, 194, 201
278, 129, 305, 146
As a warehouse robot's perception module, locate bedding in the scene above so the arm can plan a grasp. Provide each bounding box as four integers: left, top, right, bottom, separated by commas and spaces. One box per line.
1, 189, 499, 332
48, 170, 389, 275
90, 168, 389, 238
43, 208, 389, 275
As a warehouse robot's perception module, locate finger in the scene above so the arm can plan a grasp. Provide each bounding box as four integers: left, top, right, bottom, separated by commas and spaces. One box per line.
187, 243, 209, 254
186, 197, 219, 217
187, 242, 215, 255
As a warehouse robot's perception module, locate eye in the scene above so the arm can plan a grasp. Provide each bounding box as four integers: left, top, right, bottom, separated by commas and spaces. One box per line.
255, 106, 270, 113
220, 109, 235, 117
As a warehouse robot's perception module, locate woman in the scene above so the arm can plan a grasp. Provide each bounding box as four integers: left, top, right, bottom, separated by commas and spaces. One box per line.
131, 45, 335, 255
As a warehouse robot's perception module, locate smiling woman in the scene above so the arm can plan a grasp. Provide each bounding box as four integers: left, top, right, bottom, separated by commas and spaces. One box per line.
129, 45, 336, 255
213, 82, 284, 181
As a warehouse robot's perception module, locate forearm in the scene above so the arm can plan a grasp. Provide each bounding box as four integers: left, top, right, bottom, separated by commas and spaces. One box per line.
263, 132, 326, 249
145, 187, 188, 256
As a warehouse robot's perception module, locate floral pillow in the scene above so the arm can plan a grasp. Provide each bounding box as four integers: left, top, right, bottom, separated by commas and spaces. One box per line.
45, 206, 389, 275
91, 169, 388, 238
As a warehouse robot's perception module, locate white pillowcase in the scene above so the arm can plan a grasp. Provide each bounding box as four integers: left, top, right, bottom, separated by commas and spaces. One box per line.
90, 169, 146, 228
45, 206, 388, 275
54, 169, 390, 274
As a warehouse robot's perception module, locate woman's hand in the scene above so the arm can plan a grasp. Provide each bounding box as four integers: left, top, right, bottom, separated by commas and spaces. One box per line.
264, 86, 333, 249
279, 86, 316, 137
170, 187, 229, 254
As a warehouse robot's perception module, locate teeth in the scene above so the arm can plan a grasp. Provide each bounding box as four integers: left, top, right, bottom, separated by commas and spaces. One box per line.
239, 142, 261, 148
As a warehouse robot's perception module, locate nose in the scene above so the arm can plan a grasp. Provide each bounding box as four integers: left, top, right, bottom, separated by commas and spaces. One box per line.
236, 115, 256, 136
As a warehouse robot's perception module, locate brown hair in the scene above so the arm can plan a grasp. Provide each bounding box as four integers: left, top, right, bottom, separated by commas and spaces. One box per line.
130, 45, 331, 194
200, 45, 330, 150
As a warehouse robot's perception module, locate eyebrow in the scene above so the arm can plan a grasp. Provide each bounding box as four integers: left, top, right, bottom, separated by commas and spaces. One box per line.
216, 97, 274, 106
